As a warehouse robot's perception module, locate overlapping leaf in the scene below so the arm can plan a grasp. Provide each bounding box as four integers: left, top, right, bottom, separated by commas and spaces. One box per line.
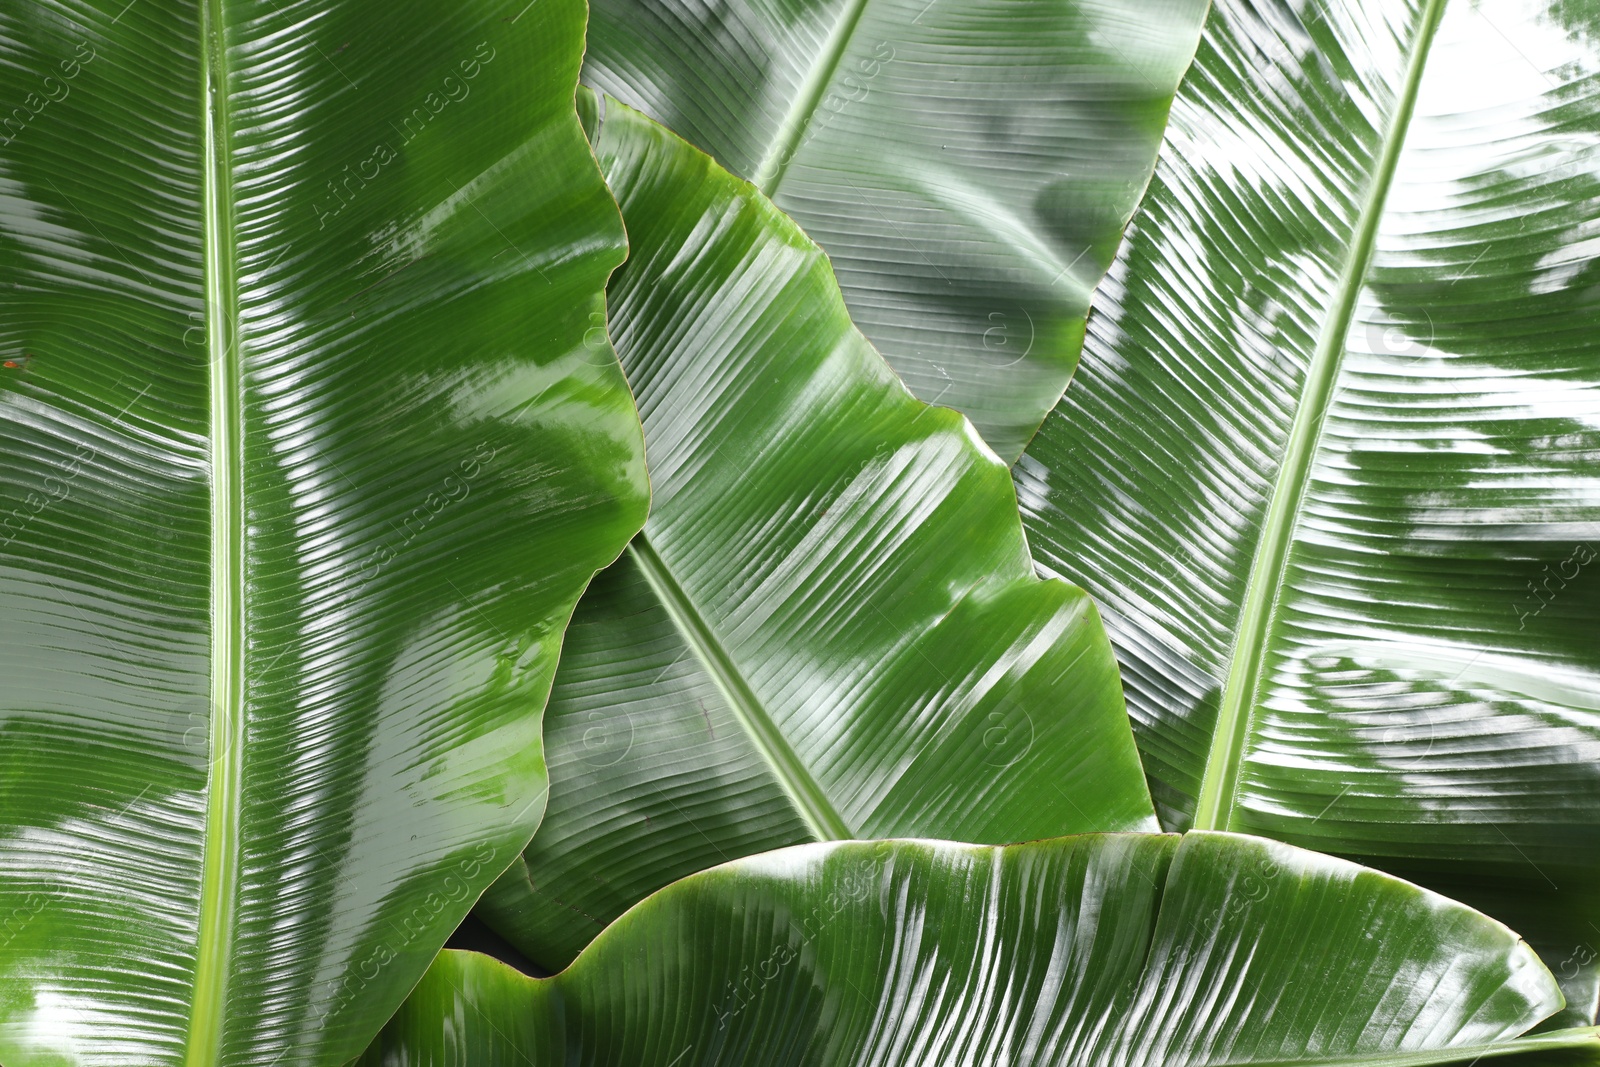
0, 0, 647, 1062
474, 100, 1155, 970
371, 832, 1592, 1065
1014, 0, 1600, 1021
581, 0, 1209, 458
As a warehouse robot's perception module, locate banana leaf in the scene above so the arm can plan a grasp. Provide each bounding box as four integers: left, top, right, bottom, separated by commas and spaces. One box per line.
474, 99, 1157, 971
580, 0, 1210, 458
1013, 0, 1600, 1022
0, 0, 647, 1063
370, 832, 1596, 1065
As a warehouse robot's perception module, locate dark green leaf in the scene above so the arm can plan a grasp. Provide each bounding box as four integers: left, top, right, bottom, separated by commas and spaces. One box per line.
370, 833, 1589, 1065
1014, 0, 1600, 1021
476, 100, 1155, 970
0, 0, 647, 1062
582, 0, 1209, 458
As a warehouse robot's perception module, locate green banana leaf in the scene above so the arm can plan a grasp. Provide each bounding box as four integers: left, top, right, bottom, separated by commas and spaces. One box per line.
371, 832, 1596, 1065
0, 0, 646, 1062
474, 99, 1157, 971
580, 0, 1210, 459
1014, 0, 1600, 1023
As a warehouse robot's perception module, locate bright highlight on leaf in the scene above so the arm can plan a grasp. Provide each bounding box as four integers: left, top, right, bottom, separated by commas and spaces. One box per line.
367, 833, 1590, 1066
474, 98, 1157, 971
582, 0, 1210, 458
5, 0, 1593, 1056
1015, 0, 1600, 1021
0, 0, 646, 1063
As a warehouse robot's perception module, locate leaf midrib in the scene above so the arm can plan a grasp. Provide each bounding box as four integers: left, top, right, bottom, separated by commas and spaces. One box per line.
1190, 0, 1450, 831
627, 536, 855, 841
749, 0, 874, 195
188, 0, 245, 1059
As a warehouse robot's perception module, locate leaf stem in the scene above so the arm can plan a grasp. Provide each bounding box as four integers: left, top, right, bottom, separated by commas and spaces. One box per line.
749, 0, 874, 196
628, 536, 855, 841
187, 0, 245, 1057
1191, 0, 1449, 831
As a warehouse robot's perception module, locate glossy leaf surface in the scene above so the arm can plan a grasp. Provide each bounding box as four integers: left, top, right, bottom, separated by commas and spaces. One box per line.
372, 833, 1585, 1065
0, 0, 648, 1063
581, 0, 1209, 458
1014, 0, 1600, 1020
476, 101, 1156, 970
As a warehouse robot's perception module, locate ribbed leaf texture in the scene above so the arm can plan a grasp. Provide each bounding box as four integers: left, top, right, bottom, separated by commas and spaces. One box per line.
582, 0, 1209, 458
475, 100, 1157, 971
369, 833, 1586, 1066
1015, 0, 1600, 1023
0, 0, 647, 1062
